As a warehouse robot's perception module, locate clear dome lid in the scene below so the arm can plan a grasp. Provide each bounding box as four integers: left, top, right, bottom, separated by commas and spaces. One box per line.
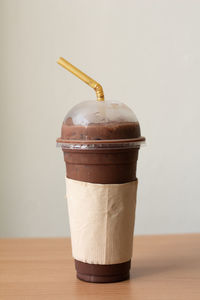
64, 100, 138, 126
57, 100, 145, 149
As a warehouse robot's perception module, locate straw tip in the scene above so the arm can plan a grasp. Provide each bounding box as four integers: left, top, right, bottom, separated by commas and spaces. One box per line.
57, 57, 64, 65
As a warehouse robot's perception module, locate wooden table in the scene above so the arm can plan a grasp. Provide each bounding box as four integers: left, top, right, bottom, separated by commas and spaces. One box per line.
0, 234, 199, 300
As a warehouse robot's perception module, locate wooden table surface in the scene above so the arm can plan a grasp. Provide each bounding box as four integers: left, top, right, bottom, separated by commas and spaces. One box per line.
0, 234, 199, 300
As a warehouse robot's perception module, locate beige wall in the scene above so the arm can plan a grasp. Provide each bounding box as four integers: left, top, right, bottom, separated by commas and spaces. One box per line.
0, 0, 200, 237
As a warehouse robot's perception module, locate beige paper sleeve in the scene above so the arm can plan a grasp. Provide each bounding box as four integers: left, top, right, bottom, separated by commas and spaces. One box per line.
66, 178, 138, 265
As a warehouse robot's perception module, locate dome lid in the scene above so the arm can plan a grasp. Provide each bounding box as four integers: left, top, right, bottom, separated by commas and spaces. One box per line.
64, 100, 138, 126
57, 100, 145, 149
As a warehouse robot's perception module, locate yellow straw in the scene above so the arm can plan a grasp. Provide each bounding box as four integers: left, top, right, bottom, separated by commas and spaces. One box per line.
57, 57, 104, 101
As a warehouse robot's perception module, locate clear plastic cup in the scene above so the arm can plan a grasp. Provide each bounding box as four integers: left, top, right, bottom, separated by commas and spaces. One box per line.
57, 100, 145, 283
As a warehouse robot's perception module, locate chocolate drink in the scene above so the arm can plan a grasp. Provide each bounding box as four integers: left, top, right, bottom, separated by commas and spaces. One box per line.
56, 56, 145, 284
59, 121, 141, 283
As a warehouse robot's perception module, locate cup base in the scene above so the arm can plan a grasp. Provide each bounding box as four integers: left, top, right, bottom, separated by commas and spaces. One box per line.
75, 259, 131, 283
77, 271, 130, 283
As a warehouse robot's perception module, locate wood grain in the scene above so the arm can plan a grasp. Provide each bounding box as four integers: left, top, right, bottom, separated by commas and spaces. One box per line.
0, 234, 200, 299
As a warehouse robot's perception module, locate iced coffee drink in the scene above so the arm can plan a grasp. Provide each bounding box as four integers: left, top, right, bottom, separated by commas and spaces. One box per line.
57, 100, 145, 282
57, 57, 145, 283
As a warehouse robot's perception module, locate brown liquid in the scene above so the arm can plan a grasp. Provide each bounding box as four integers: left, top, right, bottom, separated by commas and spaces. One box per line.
61, 121, 141, 140
64, 148, 138, 184
61, 122, 140, 283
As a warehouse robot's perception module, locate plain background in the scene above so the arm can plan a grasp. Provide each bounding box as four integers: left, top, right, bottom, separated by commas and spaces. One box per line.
0, 0, 200, 237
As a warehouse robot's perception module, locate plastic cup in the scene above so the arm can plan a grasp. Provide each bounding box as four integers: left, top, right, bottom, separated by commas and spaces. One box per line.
57, 100, 145, 283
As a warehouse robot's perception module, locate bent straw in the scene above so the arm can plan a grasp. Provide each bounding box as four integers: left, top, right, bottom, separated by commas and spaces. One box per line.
57, 57, 104, 101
